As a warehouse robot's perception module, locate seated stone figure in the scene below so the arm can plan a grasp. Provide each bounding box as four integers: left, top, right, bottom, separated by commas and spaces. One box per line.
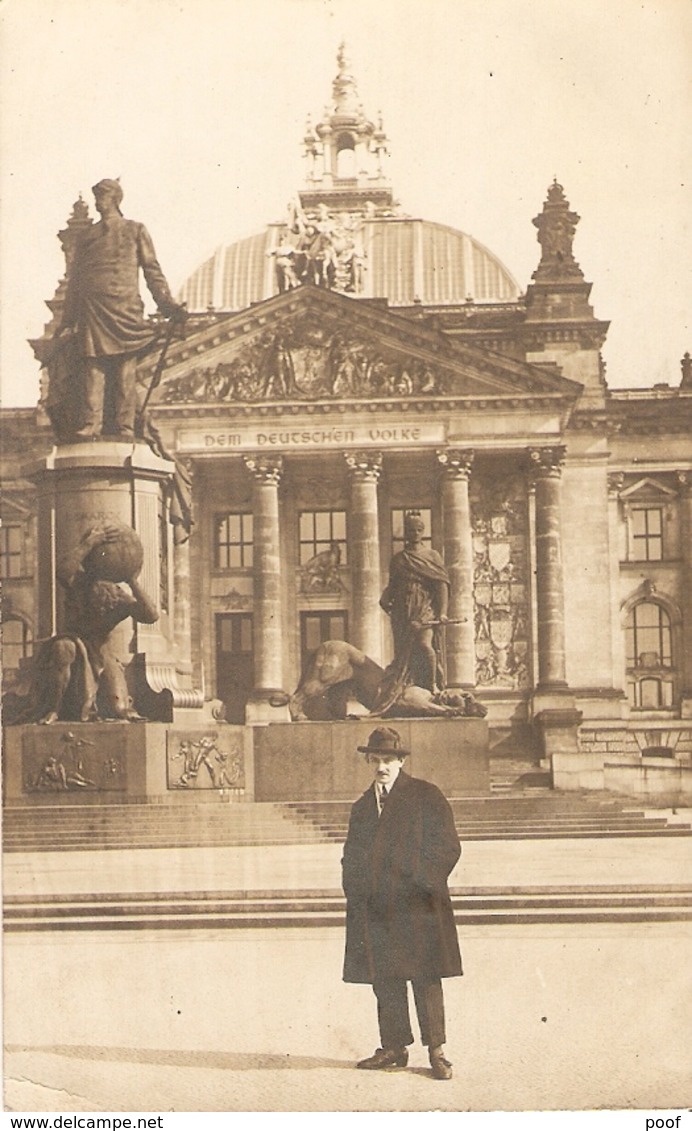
4, 522, 157, 724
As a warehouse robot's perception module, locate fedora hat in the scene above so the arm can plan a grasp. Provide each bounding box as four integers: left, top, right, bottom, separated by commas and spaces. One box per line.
357, 726, 409, 757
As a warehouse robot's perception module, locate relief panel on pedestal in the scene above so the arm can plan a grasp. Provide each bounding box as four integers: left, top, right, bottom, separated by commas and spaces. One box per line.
166, 730, 245, 792
22, 728, 128, 794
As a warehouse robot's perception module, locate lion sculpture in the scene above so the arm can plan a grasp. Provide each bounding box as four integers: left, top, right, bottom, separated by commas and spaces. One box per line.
289, 640, 486, 722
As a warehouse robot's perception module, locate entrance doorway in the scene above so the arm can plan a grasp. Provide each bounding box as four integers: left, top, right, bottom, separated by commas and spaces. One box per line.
215, 613, 254, 724
300, 610, 349, 672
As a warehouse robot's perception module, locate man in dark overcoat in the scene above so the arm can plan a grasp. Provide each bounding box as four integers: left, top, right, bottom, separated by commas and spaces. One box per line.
342, 725, 462, 1079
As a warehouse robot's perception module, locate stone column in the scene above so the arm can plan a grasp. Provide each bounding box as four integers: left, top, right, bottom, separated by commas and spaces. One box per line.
437, 448, 475, 688
345, 451, 383, 663
607, 472, 627, 695
244, 455, 286, 710
173, 535, 192, 677
529, 446, 568, 690
677, 471, 692, 716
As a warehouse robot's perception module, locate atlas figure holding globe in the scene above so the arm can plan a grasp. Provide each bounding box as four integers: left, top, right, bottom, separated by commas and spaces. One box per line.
10, 522, 158, 724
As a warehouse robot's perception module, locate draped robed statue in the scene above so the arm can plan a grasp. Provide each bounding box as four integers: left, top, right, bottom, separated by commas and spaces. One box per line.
373, 511, 450, 714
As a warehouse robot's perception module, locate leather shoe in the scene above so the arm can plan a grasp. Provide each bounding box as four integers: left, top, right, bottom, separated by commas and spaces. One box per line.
429, 1047, 453, 1080
357, 1047, 409, 1070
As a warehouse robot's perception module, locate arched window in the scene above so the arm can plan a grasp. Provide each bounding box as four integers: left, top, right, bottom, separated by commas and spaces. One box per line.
2, 616, 33, 673
625, 601, 674, 709
336, 135, 356, 179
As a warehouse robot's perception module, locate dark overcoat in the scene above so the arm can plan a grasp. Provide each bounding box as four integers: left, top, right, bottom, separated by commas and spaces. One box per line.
342, 770, 462, 984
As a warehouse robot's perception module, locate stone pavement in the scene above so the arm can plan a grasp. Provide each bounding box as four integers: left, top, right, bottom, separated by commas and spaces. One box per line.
4, 921, 691, 1112
3, 829, 692, 1112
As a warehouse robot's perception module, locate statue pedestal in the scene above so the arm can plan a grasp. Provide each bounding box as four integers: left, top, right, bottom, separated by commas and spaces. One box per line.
3, 722, 251, 805
30, 440, 201, 719
253, 717, 490, 801
3, 717, 486, 810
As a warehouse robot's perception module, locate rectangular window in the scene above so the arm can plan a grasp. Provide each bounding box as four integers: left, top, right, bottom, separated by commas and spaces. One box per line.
625, 602, 672, 667
215, 513, 253, 569
300, 611, 349, 671
628, 678, 674, 710
390, 508, 432, 556
0, 524, 24, 578
2, 618, 32, 670
216, 613, 254, 725
298, 510, 347, 566
630, 507, 663, 561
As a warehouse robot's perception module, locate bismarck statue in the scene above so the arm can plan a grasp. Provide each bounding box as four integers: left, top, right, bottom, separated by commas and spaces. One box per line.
3, 522, 158, 724
45, 178, 185, 441
289, 511, 485, 721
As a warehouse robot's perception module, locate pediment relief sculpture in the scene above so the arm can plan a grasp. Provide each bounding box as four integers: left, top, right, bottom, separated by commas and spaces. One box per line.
158, 314, 446, 405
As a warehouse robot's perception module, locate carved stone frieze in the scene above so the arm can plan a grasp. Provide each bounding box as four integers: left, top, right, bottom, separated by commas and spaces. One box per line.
22, 728, 127, 794
167, 731, 245, 791
220, 587, 252, 610
159, 313, 446, 405
300, 546, 345, 594
471, 474, 530, 691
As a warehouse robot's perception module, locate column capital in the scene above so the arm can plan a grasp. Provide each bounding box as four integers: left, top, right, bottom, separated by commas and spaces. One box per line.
528, 445, 566, 481
436, 448, 475, 479
607, 471, 625, 497
243, 454, 284, 485
344, 450, 382, 481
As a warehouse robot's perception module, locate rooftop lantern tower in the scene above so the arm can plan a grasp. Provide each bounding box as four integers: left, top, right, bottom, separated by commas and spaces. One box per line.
299, 43, 395, 214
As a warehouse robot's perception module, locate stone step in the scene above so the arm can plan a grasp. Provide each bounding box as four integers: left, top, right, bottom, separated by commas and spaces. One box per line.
6, 828, 692, 853
1, 797, 655, 824
5, 885, 692, 932
4, 793, 689, 852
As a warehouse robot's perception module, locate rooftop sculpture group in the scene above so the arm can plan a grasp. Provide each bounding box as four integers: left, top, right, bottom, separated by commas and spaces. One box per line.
268, 201, 366, 295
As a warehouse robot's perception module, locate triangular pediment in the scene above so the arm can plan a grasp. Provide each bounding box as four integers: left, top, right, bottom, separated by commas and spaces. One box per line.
141, 285, 581, 408
620, 477, 677, 501
1, 494, 33, 519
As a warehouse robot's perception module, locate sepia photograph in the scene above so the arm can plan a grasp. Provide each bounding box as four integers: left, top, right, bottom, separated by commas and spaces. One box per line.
1, 0, 691, 1116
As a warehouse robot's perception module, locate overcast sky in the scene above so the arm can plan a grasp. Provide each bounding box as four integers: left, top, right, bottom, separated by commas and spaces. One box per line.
1, 0, 690, 407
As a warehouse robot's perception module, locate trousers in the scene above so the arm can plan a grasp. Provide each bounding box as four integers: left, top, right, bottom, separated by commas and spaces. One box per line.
373, 977, 446, 1050
83, 355, 138, 436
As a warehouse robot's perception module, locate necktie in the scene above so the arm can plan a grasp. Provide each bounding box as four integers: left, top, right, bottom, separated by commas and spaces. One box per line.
379, 785, 388, 814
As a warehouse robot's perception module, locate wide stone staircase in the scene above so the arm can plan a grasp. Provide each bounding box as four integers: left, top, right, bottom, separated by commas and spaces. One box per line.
5, 882, 692, 932
3, 789, 691, 853
4, 787, 691, 931
284, 793, 692, 843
